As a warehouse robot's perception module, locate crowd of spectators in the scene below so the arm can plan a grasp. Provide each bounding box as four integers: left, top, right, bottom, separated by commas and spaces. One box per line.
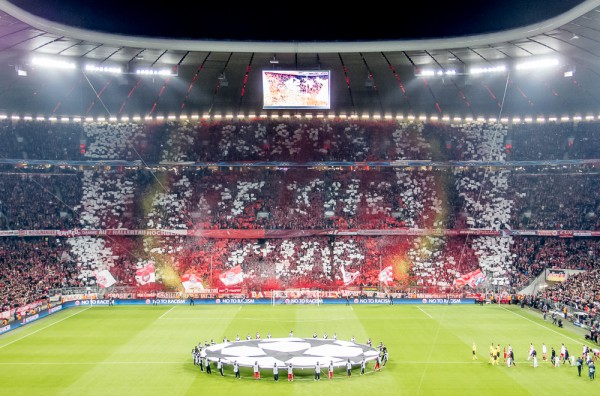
0, 118, 598, 311
0, 238, 83, 312
1, 118, 600, 162
0, 173, 81, 230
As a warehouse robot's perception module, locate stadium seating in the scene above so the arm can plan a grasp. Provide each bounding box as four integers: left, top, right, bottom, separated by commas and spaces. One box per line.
0, 118, 599, 311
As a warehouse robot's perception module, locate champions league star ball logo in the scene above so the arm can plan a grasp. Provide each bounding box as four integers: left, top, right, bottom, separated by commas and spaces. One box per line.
200, 337, 380, 370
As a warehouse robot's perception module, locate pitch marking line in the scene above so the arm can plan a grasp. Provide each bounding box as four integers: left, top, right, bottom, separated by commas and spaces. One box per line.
417, 306, 433, 319
501, 307, 588, 346
0, 307, 91, 349
158, 306, 176, 319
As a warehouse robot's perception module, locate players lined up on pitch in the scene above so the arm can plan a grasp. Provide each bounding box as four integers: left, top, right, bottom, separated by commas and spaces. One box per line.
191, 331, 389, 380
474, 341, 597, 379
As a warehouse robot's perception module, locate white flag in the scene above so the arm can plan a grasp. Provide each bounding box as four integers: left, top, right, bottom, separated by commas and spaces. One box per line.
379, 265, 393, 285
340, 265, 360, 286
95, 269, 116, 288
135, 263, 156, 285
219, 265, 244, 286
181, 273, 205, 292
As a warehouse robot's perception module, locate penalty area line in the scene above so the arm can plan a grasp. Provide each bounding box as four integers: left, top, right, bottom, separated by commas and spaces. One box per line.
0, 307, 91, 349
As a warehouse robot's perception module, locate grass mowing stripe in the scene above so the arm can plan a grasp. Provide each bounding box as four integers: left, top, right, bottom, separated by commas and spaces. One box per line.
415, 304, 451, 395
0, 307, 90, 349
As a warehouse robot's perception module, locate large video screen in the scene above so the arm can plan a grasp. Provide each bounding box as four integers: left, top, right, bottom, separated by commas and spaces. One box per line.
262, 70, 331, 109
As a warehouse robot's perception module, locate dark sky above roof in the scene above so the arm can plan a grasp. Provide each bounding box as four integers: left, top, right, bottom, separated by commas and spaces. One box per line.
9, 0, 587, 42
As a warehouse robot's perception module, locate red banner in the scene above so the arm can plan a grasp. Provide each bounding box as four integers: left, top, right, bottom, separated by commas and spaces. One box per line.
218, 287, 242, 294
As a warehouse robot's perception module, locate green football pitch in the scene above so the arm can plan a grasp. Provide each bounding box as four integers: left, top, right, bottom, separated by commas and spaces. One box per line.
0, 304, 597, 396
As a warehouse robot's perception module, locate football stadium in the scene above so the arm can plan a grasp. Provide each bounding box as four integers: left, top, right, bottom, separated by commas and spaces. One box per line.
0, 1, 599, 395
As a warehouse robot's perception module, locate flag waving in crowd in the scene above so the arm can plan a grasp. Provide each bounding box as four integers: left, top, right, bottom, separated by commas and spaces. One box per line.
453, 268, 486, 288
135, 262, 156, 285
379, 265, 394, 285
340, 265, 360, 286
219, 265, 244, 286
181, 273, 204, 292
95, 269, 116, 288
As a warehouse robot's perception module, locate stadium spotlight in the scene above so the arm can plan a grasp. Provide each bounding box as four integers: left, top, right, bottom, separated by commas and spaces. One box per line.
85, 64, 122, 74
32, 56, 76, 70
135, 68, 175, 76
416, 69, 435, 77
15, 65, 27, 76
563, 65, 576, 78
469, 65, 506, 75
515, 58, 559, 71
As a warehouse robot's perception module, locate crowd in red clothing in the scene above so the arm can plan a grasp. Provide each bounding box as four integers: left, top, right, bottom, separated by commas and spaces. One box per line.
0, 119, 598, 312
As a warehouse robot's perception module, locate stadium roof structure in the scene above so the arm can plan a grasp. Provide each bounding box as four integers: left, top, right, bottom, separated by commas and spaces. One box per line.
1, 0, 600, 120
